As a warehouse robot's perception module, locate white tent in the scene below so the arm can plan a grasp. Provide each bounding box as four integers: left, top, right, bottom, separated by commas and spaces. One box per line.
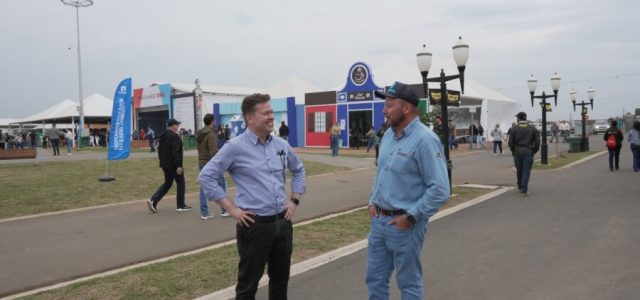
14, 93, 113, 124
265, 76, 321, 104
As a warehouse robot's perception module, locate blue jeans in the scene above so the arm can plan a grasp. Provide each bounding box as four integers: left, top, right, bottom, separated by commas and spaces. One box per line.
366, 215, 428, 300
514, 154, 533, 193
631, 144, 640, 172
66, 138, 73, 153
331, 135, 340, 157
449, 135, 457, 149
199, 162, 227, 216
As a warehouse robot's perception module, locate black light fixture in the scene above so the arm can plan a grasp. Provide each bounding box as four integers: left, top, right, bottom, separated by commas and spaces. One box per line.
416, 36, 469, 191
569, 87, 596, 152
527, 73, 561, 165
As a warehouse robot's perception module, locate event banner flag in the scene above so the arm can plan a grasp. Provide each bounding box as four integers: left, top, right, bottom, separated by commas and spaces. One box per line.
108, 78, 132, 160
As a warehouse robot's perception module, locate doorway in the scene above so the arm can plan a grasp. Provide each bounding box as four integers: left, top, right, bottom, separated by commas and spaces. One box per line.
348, 110, 372, 148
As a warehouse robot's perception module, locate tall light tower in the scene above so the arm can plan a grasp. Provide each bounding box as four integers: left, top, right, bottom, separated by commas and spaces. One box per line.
61, 0, 93, 148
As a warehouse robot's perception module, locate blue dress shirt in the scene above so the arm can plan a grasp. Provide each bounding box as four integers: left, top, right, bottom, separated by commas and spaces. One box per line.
200, 128, 305, 216
369, 117, 450, 221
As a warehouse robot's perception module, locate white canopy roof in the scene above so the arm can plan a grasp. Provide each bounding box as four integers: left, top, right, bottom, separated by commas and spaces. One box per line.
264, 76, 321, 104
14, 93, 112, 124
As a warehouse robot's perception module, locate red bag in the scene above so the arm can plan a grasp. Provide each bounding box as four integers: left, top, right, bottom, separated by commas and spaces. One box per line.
606, 133, 617, 148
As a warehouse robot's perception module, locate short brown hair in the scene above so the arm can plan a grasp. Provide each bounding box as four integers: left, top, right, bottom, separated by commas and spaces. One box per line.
241, 93, 270, 117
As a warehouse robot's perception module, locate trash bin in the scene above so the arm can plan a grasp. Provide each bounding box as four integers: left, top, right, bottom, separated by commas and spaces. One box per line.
567, 136, 584, 153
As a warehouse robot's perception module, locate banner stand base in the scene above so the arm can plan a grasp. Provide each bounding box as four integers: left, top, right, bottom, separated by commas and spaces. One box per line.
98, 176, 115, 182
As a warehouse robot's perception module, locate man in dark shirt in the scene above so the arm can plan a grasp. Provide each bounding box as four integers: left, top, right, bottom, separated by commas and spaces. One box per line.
278, 121, 289, 141
147, 119, 191, 213
508, 112, 541, 197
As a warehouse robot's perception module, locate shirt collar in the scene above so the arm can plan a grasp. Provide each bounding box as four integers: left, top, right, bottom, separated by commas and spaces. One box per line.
244, 128, 272, 145
393, 117, 421, 139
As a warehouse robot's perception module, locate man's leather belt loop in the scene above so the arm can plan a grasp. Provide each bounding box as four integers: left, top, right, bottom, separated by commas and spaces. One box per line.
375, 206, 406, 216
251, 211, 287, 223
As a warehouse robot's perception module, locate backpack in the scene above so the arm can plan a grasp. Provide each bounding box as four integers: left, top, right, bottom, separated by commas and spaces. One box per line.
606, 133, 617, 148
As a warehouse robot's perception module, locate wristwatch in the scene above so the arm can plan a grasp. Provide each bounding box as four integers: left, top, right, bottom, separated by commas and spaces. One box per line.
406, 214, 417, 225
290, 197, 300, 206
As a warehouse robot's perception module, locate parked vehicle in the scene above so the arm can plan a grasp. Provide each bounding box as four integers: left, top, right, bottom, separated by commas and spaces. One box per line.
592, 120, 609, 134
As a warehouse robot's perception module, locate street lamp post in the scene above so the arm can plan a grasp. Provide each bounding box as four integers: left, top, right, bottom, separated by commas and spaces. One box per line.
527, 73, 561, 165
569, 87, 595, 152
61, 0, 93, 149
417, 36, 470, 190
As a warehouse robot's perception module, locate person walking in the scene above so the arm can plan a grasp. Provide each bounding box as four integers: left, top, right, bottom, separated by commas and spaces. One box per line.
468, 123, 478, 148
366, 126, 376, 153
477, 123, 486, 148
603, 120, 624, 171
550, 122, 559, 143
278, 121, 289, 141
330, 122, 341, 157
147, 126, 156, 152
491, 124, 505, 156
509, 112, 541, 197
47, 124, 61, 156
146, 119, 191, 213
628, 121, 640, 172
448, 119, 458, 150
196, 114, 228, 220
200, 93, 306, 299
64, 129, 74, 155
367, 81, 450, 299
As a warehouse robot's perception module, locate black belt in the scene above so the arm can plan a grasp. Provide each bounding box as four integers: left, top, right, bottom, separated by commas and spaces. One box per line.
251, 211, 287, 223
375, 206, 406, 216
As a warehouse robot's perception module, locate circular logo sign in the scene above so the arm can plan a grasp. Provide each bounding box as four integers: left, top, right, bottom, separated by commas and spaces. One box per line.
350, 64, 368, 86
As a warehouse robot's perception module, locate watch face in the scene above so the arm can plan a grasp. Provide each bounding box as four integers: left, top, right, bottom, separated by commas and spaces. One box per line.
350, 64, 368, 86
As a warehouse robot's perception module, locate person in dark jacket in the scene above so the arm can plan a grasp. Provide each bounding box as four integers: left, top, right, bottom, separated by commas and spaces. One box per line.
278, 121, 289, 141
197, 114, 228, 220
603, 120, 624, 171
147, 119, 191, 213
508, 112, 541, 197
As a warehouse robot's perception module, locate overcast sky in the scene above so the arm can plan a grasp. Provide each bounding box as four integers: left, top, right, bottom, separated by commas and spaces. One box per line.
1, 0, 639, 121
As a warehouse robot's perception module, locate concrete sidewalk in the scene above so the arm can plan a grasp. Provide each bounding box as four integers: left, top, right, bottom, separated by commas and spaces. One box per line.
0, 155, 377, 297
262, 147, 639, 299
0, 136, 592, 297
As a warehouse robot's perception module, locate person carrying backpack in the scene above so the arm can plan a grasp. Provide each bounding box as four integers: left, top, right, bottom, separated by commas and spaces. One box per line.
603, 120, 624, 171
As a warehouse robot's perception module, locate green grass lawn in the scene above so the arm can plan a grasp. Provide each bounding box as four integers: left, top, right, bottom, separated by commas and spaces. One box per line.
0, 158, 348, 219
21, 186, 490, 300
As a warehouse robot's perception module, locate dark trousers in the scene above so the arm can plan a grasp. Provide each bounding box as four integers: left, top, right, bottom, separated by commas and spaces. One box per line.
50, 139, 60, 156
631, 144, 640, 171
493, 141, 503, 154
608, 146, 621, 170
514, 154, 533, 193
151, 168, 185, 208
235, 218, 293, 300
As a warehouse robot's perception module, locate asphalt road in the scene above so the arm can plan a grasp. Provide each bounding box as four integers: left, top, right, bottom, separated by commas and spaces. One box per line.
0, 153, 376, 297
0, 135, 623, 298
259, 142, 640, 300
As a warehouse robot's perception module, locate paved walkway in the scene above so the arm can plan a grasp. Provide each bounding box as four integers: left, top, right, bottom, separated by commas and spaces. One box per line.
0, 136, 593, 297
259, 145, 639, 299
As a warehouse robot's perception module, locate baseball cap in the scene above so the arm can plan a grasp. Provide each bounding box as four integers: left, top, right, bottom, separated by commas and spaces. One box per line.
167, 118, 181, 127
374, 81, 420, 106
515, 112, 527, 120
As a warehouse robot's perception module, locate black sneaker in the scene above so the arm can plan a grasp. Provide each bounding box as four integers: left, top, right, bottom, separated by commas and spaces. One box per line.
177, 205, 192, 212
147, 200, 157, 214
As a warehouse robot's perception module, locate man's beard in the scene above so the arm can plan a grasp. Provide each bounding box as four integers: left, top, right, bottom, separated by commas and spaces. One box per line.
388, 114, 406, 128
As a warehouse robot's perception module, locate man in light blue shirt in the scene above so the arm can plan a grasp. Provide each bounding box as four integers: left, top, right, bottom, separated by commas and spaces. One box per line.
200, 93, 305, 299
367, 81, 450, 300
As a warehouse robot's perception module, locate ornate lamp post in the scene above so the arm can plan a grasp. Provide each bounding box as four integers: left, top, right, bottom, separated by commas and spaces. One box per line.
417, 36, 469, 190
61, 0, 94, 148
569, 87, 595, 152
527, 73, 561, 165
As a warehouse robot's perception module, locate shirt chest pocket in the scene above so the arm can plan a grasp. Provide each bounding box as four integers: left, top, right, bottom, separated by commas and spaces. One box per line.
389, 151, 417, 174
